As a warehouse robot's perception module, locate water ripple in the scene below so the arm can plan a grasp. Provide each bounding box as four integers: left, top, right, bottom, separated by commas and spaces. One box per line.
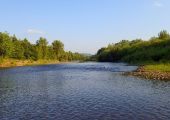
0, 62, 170, 120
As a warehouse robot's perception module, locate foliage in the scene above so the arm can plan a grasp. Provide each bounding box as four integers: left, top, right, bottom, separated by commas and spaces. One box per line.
96, 30, 170, 63
52, 40, 64, 60
36, 37, 48, 59
0, 32, 86, 62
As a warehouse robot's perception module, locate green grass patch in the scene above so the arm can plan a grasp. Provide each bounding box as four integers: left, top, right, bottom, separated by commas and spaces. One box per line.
144, 63, 170, 72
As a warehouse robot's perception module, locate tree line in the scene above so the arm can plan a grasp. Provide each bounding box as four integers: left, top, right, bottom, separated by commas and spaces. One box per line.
96, 30, 170, 64
0, 32, 86, 61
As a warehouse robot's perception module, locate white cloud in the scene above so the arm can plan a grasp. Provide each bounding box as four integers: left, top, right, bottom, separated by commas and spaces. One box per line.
27, 29, 45, 35
153, 1, 163, 7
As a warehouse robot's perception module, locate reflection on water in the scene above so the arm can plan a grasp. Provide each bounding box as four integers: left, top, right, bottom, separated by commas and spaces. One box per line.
0, 62, 170, 120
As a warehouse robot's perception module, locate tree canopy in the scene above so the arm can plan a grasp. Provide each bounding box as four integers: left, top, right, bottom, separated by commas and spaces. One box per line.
0, 32, 86, 61
96, 30, 170, 64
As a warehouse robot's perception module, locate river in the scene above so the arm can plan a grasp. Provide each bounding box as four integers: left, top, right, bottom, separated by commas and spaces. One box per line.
0, 62, 170, 120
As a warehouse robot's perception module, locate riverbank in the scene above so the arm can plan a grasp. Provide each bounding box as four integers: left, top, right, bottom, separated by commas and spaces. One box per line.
0, 59, 64, 68
126, 64, 170, 80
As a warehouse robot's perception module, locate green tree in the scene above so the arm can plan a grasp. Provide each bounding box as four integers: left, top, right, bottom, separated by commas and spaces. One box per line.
12, 40, 24, 59
96, 30, 170, 63
0, 32, 13, 58
158, 30, 170, 39
21, 38, 36, 60
36, 37, 48, 59
0, 31, 86, 62
52, 40, 64, 60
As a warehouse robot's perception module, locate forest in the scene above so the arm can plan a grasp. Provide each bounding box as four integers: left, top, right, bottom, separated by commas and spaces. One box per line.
96, 30, 170, 64
0, 32, 86, 63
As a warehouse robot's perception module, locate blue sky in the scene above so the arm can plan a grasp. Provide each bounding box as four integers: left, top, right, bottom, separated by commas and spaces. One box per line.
0, 0, 170, 54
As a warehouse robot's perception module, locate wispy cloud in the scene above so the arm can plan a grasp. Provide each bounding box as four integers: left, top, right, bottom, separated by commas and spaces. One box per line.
27, 29, 45, 35
153, 1, 163, 7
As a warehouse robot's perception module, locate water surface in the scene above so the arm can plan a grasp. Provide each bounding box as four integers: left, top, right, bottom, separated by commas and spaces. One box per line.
0, 62, 170, 120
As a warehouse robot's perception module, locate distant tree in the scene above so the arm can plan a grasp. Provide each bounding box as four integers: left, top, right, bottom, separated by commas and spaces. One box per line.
11, 39, 24, 59
0, 31, 87, 62
158, 30, 170, 39
21, 38, 37, 60
97, 47, 106, 55
96, 30, 170, 63
36, 37, 48, 59
52, 40, 64, 60
11, 34, 18, 42
0, 32, 13, 57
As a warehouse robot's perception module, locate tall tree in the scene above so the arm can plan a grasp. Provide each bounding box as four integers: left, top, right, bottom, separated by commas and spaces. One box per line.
36, 37, 48, 59
52, 40, 64, 60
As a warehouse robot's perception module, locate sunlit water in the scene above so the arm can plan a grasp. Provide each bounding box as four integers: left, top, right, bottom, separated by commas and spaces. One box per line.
0, 62, 170, 120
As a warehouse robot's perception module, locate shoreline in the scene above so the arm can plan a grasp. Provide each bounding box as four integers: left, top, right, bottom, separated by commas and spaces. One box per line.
125, 66, 170, 81
0, 59, 68, 68
1, 60, 170, 81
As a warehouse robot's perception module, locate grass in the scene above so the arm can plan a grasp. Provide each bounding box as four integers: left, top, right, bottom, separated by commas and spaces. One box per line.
0, 59, 60, 68
144, 63, 170, 72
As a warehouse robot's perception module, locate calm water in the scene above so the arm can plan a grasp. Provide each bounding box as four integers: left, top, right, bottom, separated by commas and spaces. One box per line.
0, 62, 170, 120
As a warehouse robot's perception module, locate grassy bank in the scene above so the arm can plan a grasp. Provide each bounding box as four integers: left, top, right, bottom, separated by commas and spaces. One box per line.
144, 64, 170, 72
0, 59, 62, 68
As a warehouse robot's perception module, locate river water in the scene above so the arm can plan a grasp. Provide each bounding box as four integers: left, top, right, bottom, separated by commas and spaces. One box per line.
0, 62, 170, 120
